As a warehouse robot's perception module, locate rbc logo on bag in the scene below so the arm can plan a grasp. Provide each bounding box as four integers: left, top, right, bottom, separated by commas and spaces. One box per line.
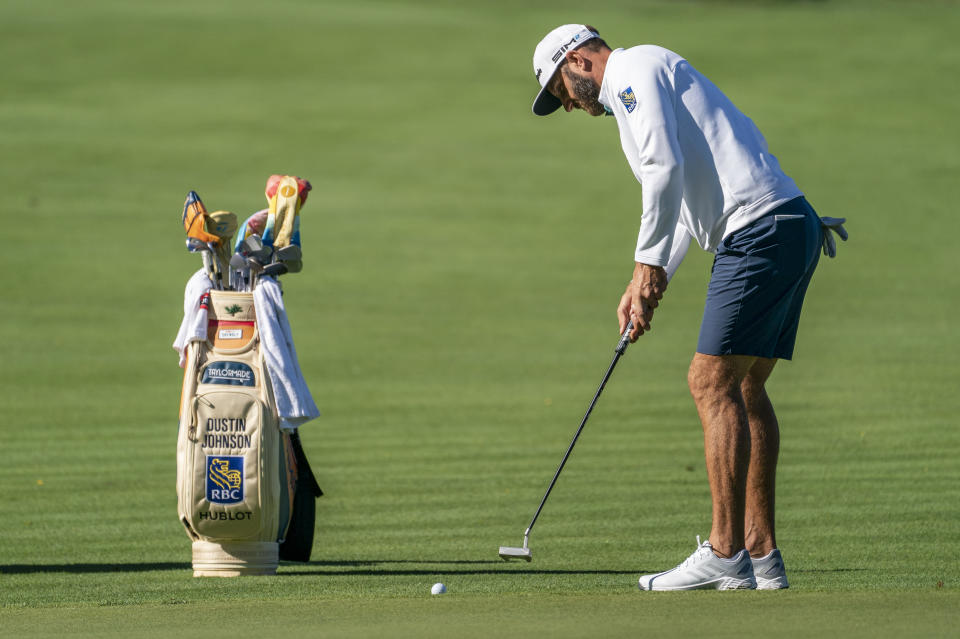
206, 456, 244, 504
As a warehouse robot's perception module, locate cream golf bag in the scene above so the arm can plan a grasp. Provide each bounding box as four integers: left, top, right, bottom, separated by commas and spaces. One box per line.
176, 290, 318, 576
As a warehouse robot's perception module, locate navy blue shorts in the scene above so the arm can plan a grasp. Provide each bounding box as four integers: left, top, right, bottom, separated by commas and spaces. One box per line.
696, 197, 821, 360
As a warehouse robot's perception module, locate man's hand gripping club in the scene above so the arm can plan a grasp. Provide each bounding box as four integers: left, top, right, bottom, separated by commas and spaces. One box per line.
618, 262, 669, 342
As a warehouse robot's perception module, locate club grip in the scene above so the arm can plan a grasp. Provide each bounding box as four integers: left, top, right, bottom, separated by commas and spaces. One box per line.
616, 321, 634, 354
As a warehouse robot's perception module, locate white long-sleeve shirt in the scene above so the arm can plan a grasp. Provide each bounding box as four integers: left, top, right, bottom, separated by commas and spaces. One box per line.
597, 46, 803, 272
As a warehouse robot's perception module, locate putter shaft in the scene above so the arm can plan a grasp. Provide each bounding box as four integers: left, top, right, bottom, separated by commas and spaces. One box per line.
501, 322, 634, 560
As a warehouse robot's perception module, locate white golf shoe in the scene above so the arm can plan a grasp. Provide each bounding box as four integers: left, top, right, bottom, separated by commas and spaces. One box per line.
751, 548, 789, 590
638, 536, 757, 591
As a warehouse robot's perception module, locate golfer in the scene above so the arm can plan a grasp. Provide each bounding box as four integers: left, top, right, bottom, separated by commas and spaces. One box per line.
530, 24, 846, 590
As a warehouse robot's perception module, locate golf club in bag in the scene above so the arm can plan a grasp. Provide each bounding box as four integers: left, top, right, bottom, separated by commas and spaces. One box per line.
499, 321, 635, 562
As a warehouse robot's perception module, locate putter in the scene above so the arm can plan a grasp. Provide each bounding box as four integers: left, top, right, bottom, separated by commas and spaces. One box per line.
499, 321, 635, 562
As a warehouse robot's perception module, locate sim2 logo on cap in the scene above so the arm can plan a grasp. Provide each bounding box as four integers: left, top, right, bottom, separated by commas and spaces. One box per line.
619, 87, 637, 113
206, 456, 244, 504
551, 33, 586, 63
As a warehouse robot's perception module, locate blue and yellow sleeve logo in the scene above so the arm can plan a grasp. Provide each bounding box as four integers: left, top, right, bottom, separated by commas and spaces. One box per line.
206, 456, 244, 504
619, 87, 637, 113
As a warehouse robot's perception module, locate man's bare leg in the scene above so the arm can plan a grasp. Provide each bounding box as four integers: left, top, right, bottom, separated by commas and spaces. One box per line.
687, 352, 756, 558
741, 357, 779, 558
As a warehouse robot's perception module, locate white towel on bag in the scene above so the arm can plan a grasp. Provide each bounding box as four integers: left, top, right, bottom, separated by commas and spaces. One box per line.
254, 277, 321, 430
173, 269, 212, 368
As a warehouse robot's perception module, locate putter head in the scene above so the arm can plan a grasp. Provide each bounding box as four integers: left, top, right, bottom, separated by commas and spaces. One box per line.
498, 546, 532, 562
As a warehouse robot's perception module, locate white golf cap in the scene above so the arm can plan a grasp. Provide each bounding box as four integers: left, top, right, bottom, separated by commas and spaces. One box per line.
531, 24, 599, 116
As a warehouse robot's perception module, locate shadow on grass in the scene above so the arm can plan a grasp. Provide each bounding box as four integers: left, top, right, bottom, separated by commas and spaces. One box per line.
303, 560, 504, 566
0, 563, 190, 574
792, 568, 867, 574
284, 560, 641, 576
283, 562, 870, 577
0, 559, 641, 576
282, 565, 872, 577
280, 568, 640, 576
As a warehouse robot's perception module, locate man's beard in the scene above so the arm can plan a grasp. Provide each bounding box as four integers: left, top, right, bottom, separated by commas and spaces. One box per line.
566, 68, 605, 116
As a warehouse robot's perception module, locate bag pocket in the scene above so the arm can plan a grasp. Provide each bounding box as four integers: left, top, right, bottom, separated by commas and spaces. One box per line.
206, 291, 258, 353
184, 389, 278, 540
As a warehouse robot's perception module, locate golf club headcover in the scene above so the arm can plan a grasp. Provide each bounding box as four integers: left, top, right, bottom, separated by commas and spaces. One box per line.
262, 175, 310, 249
177, 290, 297, 576
182, 191, 221, 245
208, 211, 238, 275
265, 174, 311, 206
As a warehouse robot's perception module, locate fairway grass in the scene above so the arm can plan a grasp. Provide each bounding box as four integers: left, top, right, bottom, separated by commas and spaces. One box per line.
2, 592, 958, 638
2, 0, 958, 636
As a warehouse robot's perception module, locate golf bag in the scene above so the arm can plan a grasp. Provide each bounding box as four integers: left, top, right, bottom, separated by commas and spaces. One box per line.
176, 290, 320, 576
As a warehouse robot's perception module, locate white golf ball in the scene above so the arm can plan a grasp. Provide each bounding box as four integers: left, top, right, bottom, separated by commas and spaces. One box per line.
431, 582, 447, 595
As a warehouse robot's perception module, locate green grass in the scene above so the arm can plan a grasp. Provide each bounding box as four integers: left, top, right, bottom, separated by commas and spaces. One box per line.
2, 593, 958, 638
1, 0, 958, 636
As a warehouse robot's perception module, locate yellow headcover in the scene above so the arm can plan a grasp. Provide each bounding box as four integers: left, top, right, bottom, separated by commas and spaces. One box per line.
263, 175, 309, 249
208, 210, 238, 274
